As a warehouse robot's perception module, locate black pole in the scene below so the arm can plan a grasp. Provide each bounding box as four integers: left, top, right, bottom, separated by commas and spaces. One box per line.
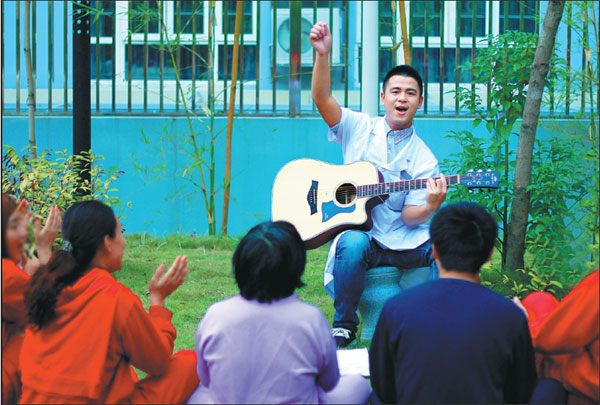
73, 1, 91, 193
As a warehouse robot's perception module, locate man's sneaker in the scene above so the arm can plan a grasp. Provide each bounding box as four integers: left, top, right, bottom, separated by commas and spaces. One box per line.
331, 327, 356, 348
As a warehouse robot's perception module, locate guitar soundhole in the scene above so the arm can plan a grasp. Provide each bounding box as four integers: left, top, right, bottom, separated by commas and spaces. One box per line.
335, 183, 357, 205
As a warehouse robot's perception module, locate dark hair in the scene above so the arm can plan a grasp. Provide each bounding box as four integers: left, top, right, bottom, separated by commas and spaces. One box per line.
429, 202, 497, 274
382, 64, 423, 96
25, 200, 117, 329
1, 193, 18, 259
233, 221, 306, 303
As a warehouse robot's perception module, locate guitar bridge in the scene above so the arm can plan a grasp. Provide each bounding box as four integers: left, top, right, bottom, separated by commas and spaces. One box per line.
307, 180, 318, 215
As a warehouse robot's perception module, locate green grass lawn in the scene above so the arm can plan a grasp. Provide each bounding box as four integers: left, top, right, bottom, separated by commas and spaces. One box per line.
116, 233, 581, 355
116, 233, 343, 352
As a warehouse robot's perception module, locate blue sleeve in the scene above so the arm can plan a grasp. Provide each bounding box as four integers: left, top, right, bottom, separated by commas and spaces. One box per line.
503, 318, 538, 403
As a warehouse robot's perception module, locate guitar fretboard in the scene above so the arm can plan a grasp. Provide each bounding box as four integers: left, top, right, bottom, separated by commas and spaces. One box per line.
357, 175, 460, 197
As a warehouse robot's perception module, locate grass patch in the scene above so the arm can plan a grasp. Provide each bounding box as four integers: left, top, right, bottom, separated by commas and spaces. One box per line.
117, 233, 343, 352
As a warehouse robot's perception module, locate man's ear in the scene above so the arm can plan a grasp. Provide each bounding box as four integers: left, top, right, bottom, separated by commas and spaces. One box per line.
381, 90, 385, 102
418, 95, 424, 108
432, 244, 439, 260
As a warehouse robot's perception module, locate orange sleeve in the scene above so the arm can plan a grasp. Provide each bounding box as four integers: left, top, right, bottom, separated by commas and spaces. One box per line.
1, 259, 30, 325
116, 294, 177, 377
534, 271, 599, 354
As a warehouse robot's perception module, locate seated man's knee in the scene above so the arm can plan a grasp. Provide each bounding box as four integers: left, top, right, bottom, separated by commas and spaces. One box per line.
336, 231, 370, 258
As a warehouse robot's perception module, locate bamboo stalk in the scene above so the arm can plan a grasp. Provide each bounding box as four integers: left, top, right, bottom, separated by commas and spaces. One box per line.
222, 0, 244, 236
398, 0, 410, 64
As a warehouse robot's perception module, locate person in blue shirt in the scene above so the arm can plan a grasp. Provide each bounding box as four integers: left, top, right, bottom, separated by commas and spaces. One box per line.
370, 202, 537, 404
310, 22, 447, 347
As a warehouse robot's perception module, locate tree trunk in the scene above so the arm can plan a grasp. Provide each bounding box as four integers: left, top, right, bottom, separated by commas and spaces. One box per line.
505, 0, 566, 271
24, 0, 36, 158
221, 1, 244, 236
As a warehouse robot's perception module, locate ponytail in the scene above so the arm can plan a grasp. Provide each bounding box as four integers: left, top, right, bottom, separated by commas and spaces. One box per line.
24, 200, 117, 329
25, 250, 84, 328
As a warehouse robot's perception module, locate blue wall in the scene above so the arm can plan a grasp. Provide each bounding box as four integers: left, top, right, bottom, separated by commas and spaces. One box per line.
2, 115, 591, 237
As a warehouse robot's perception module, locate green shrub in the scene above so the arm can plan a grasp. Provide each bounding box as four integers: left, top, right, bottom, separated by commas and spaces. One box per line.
2, 145, 130, 252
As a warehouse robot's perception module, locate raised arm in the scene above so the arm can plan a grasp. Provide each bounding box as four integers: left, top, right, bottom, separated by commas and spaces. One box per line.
310, 22, 341, 127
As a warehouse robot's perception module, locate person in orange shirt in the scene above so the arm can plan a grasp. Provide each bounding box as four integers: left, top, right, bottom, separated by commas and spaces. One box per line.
517, 270, 599, 404
20, 200, 199, 404
2, 193, 61, 405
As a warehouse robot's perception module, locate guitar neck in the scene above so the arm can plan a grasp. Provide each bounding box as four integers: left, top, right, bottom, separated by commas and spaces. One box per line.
357, 175, 460, 198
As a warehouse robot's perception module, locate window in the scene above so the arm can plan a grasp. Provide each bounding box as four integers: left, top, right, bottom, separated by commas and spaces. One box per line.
458, 1, 485, 37
218, 45, 256, 81
379, 2, 394, 37
406, 2, 492, 84
127, 44, 209, 81
175, 1, 205, 34
179, 45, 209, 80
499, 1, 537, 33
275, 1, 344, 9
410, 1, 441, 37
91, 1, 115, 37
91, 1, 115, 81
128, 45, 162, 80
412, 47, 473, 83
222, 1, 252, 35
130, 1, 161, 34
91, 44, 113, 80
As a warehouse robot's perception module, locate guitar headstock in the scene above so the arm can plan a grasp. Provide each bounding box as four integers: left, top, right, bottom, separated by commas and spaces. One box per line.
459, 170, 500, 188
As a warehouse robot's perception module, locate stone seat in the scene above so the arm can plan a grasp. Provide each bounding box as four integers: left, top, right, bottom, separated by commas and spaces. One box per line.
358, 266, 429, 342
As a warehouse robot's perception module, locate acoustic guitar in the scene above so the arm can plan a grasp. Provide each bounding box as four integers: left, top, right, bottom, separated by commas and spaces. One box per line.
271, 159, 499, 250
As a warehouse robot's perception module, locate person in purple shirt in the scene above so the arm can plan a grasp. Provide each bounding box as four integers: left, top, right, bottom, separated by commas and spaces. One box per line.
187, 221, 370, 404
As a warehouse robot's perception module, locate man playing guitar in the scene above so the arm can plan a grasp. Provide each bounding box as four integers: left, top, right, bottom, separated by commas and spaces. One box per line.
310, 22, 448, 348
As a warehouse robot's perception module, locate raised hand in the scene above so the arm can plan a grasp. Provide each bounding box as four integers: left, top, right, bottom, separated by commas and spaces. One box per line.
34, 205, 62, 265
15, 199, 32, 228
8, 200, 32, 267
149, 255, 189, 307
310, 22, 332, 56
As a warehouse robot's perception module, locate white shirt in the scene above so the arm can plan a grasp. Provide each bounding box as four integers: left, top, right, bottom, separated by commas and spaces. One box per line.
323, 107, 439, 296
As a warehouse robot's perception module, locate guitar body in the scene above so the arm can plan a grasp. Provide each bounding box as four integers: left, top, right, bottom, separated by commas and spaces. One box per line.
272, 159, 384, 249
272, 159, 499, 250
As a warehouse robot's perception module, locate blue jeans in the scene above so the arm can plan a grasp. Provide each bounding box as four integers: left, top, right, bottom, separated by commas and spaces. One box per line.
332, 231, 437, 332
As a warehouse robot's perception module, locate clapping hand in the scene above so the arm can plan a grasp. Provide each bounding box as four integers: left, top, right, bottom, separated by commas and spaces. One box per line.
34, 205, 62, 265
149, 255, 189, 307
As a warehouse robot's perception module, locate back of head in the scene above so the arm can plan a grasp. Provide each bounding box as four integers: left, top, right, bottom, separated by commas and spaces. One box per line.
382, 64, 423, 96
25, 200, 117, 329
430, 202, 497, 274
233, 221, 306, 303
1, 193, 18, 259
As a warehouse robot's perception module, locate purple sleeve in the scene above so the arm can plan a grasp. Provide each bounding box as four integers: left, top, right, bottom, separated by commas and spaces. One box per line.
194, 310, 212, 386
315, 311, 340, 392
